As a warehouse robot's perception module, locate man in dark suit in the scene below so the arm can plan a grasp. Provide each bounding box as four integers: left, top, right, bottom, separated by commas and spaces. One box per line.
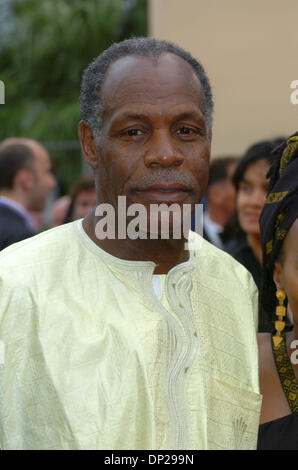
0, 138, 56, 251
192, 156, 237, 248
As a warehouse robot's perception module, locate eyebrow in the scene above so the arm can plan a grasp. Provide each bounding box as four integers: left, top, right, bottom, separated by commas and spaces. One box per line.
174, 111, 203, 121
121, 113, 148, 120
240, 176, 268, 186
118, 110, 204, 122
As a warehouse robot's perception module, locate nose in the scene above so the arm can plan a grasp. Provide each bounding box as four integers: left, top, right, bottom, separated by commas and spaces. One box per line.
144, 130, 184, 168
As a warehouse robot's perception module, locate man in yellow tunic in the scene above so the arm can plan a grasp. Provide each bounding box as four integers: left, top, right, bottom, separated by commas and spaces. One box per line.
0, 37, 262, 450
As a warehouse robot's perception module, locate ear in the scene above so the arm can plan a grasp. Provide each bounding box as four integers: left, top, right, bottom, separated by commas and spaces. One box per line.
273, 260, 284, 290
14, 168, 34, 191
78, 120, 99, 169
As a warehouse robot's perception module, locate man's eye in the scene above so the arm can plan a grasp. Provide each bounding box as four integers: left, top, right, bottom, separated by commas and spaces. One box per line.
123, 129, 143, 136
177, 127, 196, 135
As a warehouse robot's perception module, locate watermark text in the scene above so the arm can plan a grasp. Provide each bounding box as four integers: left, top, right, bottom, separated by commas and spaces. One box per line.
94, 197, 203, 250
290, 340, 298, 365
290, 80, 298, 104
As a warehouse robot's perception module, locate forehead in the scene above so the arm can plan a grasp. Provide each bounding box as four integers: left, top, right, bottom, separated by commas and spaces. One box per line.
76, 189, 96, 199
227, 162, 237, 178
243, 159, 270, 181
101, 53, 203, 117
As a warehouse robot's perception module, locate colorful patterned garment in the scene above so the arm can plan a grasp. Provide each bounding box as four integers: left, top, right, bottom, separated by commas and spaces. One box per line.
258, 132, 298, 450
260, 133, 298, 317
271, 334, 298, 413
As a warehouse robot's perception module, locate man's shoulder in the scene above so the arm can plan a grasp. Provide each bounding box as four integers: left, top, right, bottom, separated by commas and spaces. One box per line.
0, 203, 19, 218
191, 230, 244, 263
0, 206, 35, 250
190, 231, 256, 290
0, 221, 79, 277
190, 231, 259, 332
0, 204, 27, 229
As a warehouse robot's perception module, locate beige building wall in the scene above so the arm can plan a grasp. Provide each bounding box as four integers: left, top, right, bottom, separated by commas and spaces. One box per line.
149, 0, 298, 157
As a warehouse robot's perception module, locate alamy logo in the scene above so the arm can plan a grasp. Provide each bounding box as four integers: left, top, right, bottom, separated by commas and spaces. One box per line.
94, 197, 203, 250
0, 81, 4, 104
290, 340, 298, 365
290, 80, 298, 105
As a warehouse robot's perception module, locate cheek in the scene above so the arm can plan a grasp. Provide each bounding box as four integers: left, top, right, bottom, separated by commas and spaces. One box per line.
236, 193, 259, 233
261, 188, 267, 201
191, 154, 210, 187
197, 145, 210, 168
236, 193, 246, 217
109, 159, 138, 191
105, 139, 140, 170
228, 186, 236, 201
98, 151, 140, 199
197, 161, 209, 182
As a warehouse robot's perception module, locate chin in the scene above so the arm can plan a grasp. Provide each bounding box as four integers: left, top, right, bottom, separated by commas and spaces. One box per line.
246, 228, 261, 237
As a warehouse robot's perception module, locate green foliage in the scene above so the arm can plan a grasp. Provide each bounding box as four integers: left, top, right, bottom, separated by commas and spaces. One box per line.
0, 0, 148, 190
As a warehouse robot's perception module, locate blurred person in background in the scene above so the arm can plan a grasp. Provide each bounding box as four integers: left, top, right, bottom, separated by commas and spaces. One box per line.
64, 176, 96, 223
226, 139, 285, 331
200, 156, 237, 248
50, 195, 71, 227
29, 210, 45, 232
0, 138, 56, 250
257, 132, 298, 450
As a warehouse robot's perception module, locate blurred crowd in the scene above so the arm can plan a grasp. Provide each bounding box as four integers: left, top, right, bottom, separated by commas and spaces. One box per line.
0, 137, 96, 248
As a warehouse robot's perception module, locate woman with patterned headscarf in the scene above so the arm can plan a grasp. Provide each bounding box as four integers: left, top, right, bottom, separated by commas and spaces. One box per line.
257, 132, 298, 450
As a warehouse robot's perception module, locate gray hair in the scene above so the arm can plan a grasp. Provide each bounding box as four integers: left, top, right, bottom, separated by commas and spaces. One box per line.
80, 37, 214, 140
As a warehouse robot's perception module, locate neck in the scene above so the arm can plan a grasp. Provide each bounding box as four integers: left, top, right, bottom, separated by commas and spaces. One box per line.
0, 189, 28, 209
83, 211, 190, 274
247, 233, 262, 263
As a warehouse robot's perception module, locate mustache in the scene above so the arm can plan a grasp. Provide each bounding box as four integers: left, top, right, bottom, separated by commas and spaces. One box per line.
131, 170, 195, 191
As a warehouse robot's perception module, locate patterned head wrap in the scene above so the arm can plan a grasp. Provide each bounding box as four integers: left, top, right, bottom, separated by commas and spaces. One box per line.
260, 132, 298, 317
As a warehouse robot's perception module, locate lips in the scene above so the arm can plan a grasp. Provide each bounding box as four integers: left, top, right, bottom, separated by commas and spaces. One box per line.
245, 212, 260, 221
134, 183, 191, 202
